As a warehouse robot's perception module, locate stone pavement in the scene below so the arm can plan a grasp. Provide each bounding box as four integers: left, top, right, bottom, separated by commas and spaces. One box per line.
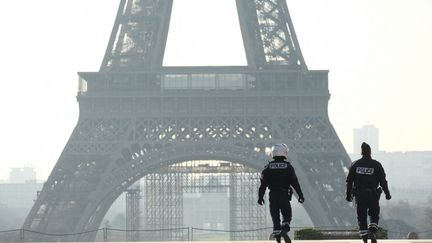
58, 240, 432, 243
171, 241, 432, 243
173, 241, 432, 243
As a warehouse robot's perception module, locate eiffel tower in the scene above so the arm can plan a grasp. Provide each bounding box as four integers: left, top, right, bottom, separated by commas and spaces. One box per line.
23, 0, 355, 241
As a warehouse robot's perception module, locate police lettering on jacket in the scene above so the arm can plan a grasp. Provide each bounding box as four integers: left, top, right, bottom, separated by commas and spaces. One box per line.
346, 155, 389, 194
258, 160, 303, 199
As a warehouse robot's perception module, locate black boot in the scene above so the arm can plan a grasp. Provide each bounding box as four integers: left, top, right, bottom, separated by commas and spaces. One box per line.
369, 224, 378, 243
282, 234, 291, 243
275, 235, 281, 243
362, 235, 368, 243
280, 222, 290, 243
370, 232, 377, 243
270, 230, 282, 243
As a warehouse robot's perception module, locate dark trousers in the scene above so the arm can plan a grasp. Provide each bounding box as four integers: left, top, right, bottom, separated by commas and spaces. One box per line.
355, 190, 380, 235
269, 190, 292, 231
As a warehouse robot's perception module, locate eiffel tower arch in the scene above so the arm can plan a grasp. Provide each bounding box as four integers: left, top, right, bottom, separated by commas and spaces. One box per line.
23, 0, 355, 241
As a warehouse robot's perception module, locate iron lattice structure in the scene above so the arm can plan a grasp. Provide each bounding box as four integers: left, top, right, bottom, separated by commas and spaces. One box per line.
142, 172, 183, 241
139, 161, 267, 241
23, 0, 355, 241
229, 171, 267, 240
125, 187, 140, 241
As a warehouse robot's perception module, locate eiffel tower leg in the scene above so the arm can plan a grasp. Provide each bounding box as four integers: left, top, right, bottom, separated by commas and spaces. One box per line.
22, 116, 132, 241
273, 115, 356, 226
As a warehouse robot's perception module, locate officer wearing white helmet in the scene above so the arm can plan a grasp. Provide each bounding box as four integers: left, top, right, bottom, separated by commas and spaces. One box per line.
258, 144, 304, 243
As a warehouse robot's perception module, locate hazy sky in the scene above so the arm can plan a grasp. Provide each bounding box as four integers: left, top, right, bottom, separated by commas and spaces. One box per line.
0, 0, 431, 180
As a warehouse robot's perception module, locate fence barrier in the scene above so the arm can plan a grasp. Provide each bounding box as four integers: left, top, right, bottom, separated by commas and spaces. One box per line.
1, 226, 431, 242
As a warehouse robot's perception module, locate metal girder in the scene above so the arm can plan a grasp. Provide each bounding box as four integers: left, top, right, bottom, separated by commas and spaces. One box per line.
125, 187, 140, 241
101, 0, 304, 70
229, 172, 267, 240
100, 0, 173, 71
143, 173, 183, 241
236, 0, 307, 69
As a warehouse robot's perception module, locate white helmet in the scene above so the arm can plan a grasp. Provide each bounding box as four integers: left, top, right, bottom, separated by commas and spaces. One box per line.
271, 144, 289, 158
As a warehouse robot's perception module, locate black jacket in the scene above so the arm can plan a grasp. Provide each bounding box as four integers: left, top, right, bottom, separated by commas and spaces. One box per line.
346, 155, 390, 196
258, 157, 303, 199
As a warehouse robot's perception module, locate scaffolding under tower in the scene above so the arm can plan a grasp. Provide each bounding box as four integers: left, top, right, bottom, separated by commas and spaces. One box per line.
141, 161, 268, 241
126, 186, 141, 241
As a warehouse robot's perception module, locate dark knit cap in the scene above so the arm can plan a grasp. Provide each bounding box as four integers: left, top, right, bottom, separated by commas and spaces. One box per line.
361, 142, 371, 155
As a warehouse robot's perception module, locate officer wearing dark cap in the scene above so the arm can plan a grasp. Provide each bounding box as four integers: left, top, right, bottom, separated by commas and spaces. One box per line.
346, 142, 391, 243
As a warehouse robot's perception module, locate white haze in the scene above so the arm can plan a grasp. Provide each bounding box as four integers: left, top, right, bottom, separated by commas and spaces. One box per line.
0, 0, 431, 180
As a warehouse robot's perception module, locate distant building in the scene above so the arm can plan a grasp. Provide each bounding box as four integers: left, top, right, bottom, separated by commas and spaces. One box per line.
353, 124, 379, 154
0, 181, 43, 211
0, 167, 42, 212
9, 166, 36, 183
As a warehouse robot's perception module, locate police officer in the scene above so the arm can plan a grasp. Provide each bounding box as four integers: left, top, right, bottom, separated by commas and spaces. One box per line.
346, 142, 391, 243
258, 144, 304, 242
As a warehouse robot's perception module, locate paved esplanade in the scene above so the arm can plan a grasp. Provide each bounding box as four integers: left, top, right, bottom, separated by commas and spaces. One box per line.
30, 241, 432, 243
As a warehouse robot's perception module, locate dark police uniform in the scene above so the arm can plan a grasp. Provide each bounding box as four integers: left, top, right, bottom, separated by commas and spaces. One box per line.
346, 154, 391, 241
258, 157, 304, 232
